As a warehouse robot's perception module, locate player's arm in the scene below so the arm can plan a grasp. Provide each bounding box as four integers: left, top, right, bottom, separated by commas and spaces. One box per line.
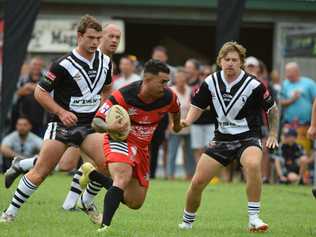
182, 81, 212, 128
92, 93, 127, 133
260, 83, 279, 149
35, 66, 78, 127
182, 105, 204, 127
170, 111, 181, 133
100, 60, 113, 102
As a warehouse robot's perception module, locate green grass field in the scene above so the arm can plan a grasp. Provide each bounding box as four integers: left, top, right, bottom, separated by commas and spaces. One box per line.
0, 173, 315, 237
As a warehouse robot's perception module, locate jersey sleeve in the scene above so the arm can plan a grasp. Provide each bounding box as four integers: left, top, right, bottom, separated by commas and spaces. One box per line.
95, 90, 122, 120
104, 60, 112, 86
168, 91, 180, 113
38, 62, 64, 92
257, 82, 275, 112
191, 81, 213, 110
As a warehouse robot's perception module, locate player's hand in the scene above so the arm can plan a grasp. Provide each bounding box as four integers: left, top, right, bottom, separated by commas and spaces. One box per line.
172, 123, 182, 133
107, 117, 129, 134
91, 117, 107, 133
180, 119, 190, 129
266, 134, 278, 150
307, 126, 316, 140
57, 109, 78, 127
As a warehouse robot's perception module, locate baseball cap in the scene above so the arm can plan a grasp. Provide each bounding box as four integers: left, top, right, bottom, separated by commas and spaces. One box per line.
245, 56, 259, 67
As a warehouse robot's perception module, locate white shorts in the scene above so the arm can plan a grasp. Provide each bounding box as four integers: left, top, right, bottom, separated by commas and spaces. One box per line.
191, 124, 215, 149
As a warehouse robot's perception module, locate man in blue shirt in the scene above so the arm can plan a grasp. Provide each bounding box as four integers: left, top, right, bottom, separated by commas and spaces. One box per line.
280, 62, 316, 154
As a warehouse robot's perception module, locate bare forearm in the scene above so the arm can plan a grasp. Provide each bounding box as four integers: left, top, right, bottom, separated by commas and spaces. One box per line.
34, 86, 64, 115
279, 98, 294, 107
101, 84, 112, 103
268, 105, 279, 137
185, 105, 204, 125
1, 146, 17, 158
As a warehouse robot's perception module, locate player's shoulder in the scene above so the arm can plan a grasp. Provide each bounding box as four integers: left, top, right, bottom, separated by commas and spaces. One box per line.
97, 49, 111, 66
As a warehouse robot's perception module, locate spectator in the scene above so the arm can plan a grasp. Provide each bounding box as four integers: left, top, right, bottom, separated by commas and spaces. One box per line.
245, 57, 272, 183
280, 62, 316, 154
149, 46, 175, 179
14, 57, 47, 137
152, 45, 176, 84
112, 56, 140, 91
167, 68, 195, 180
0, 117, 42, 172
185, 58, 215, 163
272, 128, 312, 184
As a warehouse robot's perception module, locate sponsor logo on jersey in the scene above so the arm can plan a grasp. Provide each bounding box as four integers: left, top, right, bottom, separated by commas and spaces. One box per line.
74, 73, 81, 81
46, 71, 56, 81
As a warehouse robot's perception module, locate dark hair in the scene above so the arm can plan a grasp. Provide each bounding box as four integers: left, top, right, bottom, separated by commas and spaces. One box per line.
186, 58, 201, 70
152, 45, 168, 55
144, 59, 170, 75
77, 15, 102, 34
17, 116, 30, 123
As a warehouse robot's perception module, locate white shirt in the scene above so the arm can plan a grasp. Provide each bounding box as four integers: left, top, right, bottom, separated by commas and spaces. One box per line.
112, 73, 141, 91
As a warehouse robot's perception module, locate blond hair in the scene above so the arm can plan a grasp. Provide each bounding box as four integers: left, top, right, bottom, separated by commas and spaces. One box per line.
216, 41, 246, 69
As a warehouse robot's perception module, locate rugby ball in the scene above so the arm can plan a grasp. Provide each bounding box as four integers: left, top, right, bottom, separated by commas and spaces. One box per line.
106, 105, 131, 141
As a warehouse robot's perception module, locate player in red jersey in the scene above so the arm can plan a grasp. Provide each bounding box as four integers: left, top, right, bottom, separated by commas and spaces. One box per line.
80, 59, 182, 231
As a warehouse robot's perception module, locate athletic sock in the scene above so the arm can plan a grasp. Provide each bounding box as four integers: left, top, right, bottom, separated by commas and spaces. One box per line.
182, 209, 196, 226
102, 186, 123, 226
62, 169, 83, 210
6, 175, 37, 216
81, 181, 103, 207
19, 156, 38, 172
89, 170, 113, 190
248, 202, 260, 221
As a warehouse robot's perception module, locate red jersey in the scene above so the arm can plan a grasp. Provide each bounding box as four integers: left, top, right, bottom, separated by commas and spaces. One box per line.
96, 81, 180, 147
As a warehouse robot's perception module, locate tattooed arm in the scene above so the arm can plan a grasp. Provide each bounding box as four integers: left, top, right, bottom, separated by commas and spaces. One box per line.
266, 105, 279, 149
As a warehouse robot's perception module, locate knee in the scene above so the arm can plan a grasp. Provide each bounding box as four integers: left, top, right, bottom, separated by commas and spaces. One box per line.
127, 200, 143, 210
244, 160, 261, 172
191, 176, 207, 191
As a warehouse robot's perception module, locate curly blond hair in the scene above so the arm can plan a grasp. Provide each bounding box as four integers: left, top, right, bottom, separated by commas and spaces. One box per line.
216, 41, 246, 69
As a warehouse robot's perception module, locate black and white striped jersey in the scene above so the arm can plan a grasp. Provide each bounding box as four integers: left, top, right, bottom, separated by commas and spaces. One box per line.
192, 70, 275, 141
39, 49, 112, 125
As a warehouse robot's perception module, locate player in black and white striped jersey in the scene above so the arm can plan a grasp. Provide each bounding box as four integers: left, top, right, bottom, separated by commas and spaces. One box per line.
0, 15, 111, 224
62, 23, 122, 212
178, 42, 279, 232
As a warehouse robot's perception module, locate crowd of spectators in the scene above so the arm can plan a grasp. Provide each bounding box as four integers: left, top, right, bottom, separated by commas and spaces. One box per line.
1, 45, 315, 185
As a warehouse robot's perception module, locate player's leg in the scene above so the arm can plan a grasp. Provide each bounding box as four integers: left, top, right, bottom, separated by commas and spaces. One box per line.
57, 146, 81, 172
98, 162, 133, 231
240, 145, 268, 232
1, 140, 67, 222
122, 178, 147, 209
80, 133, 112, 207
179, 154, 223, 229
61, 147, 84, 210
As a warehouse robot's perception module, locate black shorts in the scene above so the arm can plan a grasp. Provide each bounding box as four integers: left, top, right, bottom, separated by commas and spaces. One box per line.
204, 137, 262, 166
43, 122, 94, 146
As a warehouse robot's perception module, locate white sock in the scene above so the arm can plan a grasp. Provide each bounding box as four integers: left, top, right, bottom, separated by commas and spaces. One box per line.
6, 175, 37, 216
182, 209, 196, 226
248, 202, 260, 221
62, 169, 83, 210
82, 181, 102, 206
19, 156, 37, 172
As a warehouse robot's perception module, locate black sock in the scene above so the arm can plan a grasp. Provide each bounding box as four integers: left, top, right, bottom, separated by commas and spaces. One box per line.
88, 170, 113, 190
102, 186, 123, 226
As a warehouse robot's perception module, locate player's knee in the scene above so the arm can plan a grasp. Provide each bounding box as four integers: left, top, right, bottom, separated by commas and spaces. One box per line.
127, 200, 143, 210
191, 176, 208, 190
245, 160, 260, 171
